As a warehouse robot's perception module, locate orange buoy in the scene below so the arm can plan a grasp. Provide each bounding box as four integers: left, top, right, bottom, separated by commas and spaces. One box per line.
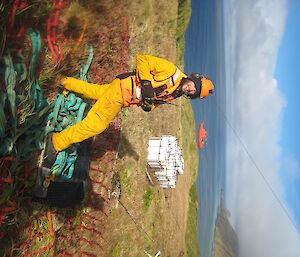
198, 122, 206, 149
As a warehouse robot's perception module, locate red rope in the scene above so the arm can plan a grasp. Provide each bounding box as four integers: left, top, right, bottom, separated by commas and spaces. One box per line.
81, 251, 98, 257
9, 0, 19, 30
83, 213, 105, 228
33, 244, 54, 256
80, 237, 102, 249
47, 0, 65, 62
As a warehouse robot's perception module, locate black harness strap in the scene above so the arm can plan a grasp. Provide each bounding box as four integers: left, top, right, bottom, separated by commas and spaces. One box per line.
130, 77, 134, 101
154, 84, 167, 95
171, 76, 175, 87
116, 71, 136, 80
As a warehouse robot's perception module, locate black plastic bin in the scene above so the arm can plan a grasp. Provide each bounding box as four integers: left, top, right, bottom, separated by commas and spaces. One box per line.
33, 138, 91, 207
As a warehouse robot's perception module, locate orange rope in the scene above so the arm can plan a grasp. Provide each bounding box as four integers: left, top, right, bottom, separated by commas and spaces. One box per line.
47, 210, 54, 243
71, 19, 88, 54
0, 156, 15, 162
4, 200, 15, 213
2, 178, 13, 184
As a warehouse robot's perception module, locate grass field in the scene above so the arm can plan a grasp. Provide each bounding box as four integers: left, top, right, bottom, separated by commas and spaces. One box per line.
186, 183, 201, 257
0, 1, 199, 256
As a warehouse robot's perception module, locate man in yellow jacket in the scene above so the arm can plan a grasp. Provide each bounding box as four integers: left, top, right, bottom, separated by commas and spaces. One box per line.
52, 54, 214, 152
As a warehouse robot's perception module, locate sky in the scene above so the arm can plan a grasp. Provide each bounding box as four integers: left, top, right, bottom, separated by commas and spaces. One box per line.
275, 1, 300, 231
224, 0, 300, 257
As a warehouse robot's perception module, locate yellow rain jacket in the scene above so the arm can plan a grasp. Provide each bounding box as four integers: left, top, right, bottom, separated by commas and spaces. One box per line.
52, 54, 186, 151
121, 54, 187, 108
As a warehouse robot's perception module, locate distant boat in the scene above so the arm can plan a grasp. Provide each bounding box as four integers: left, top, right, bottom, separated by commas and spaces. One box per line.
198, 123, 206, 149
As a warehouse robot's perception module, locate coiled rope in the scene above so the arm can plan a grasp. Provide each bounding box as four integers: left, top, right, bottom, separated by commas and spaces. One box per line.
0, 29, 50, 159
46, 45, 94, 181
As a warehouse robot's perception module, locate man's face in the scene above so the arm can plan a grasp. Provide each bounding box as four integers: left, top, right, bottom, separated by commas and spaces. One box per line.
182, 80, 196, 96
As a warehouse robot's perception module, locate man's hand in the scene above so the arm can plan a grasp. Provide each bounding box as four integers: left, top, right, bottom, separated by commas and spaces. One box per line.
140, 80, 155, 100
139, 98, 154, 112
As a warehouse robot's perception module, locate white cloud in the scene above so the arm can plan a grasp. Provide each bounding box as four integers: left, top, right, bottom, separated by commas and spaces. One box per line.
224, 0, 300, 256
284, 155, 300, 179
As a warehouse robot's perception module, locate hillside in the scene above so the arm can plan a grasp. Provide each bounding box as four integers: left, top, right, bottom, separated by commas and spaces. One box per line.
213, 198, 238, 257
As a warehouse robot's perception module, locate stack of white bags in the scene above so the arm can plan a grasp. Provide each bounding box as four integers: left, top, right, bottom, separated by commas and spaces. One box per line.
147, 136, 184, 189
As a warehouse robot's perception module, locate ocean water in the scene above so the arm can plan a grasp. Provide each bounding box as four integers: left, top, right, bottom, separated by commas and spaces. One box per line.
184, 0, 226, 257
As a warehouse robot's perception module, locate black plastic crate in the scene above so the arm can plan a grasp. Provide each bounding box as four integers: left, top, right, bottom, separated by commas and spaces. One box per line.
33, 138, 91, 207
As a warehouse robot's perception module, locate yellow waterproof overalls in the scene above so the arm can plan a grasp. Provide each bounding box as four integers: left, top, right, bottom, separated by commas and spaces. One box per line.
52, 54, 187, 152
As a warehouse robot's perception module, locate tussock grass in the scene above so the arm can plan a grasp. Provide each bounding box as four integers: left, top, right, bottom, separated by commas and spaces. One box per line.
176, 0, 191, 66
126, 0, 178, 68
143, 0, 151, 18
179, 98, 200, 255
112, 242, 121, 257
0, 0, 52, 55
185, 183, 201, 257
180, 97, 198, 181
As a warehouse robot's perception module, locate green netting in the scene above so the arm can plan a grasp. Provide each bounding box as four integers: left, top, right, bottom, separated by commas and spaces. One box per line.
46, 45, 94, 180
0, 29, 49, 159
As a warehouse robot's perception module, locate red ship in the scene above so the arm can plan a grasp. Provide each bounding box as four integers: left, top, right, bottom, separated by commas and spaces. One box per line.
198, 123, 206, 149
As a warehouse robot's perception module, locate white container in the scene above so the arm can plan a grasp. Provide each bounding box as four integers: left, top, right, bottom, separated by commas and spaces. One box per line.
177, 168, 184, 175
148, 140, 161, 147
147, 135, 184, 189
148, 147, 160, 155
148, 153, 159, 160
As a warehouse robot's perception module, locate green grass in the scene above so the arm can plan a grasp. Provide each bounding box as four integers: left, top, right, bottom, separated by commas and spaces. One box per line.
122, 108, 128, 117
179, 98, 199, 255
185, 183, 200, 257
121, 166, 134, 195
143, 0, 150, 18
112, 243, 121, 257
180, 98, 198, 180
111, 236, 130, 257
176, 0, 191, 66
143, 186, 154, 211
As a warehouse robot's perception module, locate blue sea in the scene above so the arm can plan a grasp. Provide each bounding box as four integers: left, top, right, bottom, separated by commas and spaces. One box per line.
184, 0, 226, 257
